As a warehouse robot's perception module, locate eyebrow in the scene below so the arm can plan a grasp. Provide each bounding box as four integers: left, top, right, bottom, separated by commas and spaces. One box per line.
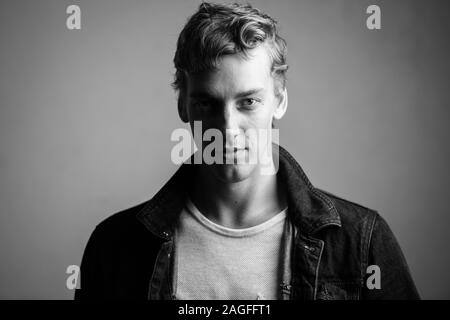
235, 88, 265, 98
189, 88, 265, 99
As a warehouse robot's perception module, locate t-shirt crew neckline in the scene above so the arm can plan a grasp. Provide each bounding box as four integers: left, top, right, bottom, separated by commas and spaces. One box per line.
185, 198, 288, 238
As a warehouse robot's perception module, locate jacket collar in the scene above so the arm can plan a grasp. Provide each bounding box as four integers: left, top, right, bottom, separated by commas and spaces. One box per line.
136, 145, 341, 240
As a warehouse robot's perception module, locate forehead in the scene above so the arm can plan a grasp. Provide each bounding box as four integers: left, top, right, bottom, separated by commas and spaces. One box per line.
186, 45, 273, 97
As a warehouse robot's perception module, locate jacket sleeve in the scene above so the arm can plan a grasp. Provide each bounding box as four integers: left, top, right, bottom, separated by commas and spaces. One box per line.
362, 212, 420, 300
74, 226, 108, 300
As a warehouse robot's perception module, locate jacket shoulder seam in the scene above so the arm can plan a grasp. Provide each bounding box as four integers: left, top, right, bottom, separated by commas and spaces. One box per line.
315, 188, 375, 212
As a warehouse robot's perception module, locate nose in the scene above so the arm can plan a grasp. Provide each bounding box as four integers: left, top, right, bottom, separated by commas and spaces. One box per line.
221, 103, 240, 131
220, 103, 245, 149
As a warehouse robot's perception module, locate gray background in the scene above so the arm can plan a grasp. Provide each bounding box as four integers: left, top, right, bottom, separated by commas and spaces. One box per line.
1, 0, 449, 299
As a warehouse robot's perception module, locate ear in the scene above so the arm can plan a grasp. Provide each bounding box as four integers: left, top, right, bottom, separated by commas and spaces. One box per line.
273, 88, 288, 120
177, 94, 189, 123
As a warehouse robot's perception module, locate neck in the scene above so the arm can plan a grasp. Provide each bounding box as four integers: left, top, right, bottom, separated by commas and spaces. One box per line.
190, 164, 287, 229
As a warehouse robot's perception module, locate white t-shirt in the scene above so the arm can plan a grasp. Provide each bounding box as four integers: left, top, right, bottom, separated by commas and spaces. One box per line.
173, 198, 288, 300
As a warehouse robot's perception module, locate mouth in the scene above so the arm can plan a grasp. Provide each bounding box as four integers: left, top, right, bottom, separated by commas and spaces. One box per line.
224, 147, 248, 154
223, 148, 248, 165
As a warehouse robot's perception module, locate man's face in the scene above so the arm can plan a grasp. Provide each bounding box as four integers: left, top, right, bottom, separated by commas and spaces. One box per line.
182, 45, 286, 183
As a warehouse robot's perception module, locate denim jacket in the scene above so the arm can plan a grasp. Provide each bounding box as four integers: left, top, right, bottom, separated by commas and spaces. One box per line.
75, 145, 420, 300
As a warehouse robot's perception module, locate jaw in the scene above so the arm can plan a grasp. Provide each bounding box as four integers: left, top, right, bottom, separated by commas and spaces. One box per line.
205, 162, 258, 184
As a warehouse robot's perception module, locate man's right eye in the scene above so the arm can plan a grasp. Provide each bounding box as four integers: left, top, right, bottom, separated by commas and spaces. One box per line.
193, 101, 211, 110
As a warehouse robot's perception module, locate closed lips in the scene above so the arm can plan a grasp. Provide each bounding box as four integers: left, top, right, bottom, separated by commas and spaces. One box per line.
224, 147, 247, 152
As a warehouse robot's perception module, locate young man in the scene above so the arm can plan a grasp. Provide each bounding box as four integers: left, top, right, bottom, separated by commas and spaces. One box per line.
75, 2, 419, 300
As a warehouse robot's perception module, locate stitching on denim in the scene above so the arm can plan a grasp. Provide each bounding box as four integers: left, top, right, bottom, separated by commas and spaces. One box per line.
359, 211, 367, 284
312, 238, 324, 300
166, 240, 174, 300
317, 188, 372, 211
323, 285, 331, 300
171, 231, 178, 300
310, 220, 341, 231
280, 282, 292, 299
280, 218, 294, 300
148, 242, 170, 300
365, 210, 377, 274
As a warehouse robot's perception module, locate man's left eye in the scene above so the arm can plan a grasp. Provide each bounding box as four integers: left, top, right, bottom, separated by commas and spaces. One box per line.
240, 98, 258, 108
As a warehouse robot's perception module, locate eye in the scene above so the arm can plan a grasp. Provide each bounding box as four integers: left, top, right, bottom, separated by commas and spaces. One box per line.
193, 100, 212, 110
240, 98, 259, 108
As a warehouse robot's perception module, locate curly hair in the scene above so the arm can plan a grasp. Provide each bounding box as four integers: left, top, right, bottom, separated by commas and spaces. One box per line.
172, 2, 288, 107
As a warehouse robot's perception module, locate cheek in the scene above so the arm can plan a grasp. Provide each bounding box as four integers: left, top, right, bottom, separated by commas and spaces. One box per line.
250, 100, 278, 128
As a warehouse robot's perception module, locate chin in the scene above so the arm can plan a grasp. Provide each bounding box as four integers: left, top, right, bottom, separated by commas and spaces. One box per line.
208, 163, 257, 183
